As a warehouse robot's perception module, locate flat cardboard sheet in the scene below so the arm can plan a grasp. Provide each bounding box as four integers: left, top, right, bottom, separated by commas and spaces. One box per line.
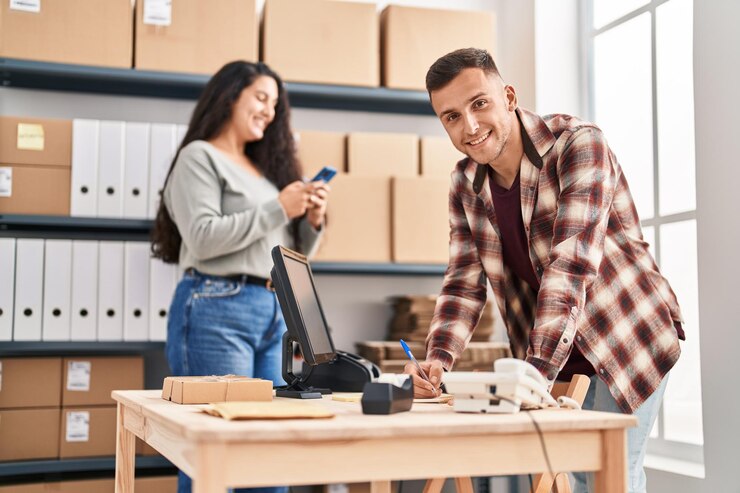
203, 401, 335, 420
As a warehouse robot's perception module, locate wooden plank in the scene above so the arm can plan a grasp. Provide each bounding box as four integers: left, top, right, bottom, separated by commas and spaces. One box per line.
453, 477, 474, 493
370, 481, 391, 493
422, 478, 445, 493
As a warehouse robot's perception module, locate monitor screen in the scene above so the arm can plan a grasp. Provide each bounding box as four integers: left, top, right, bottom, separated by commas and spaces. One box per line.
270, 246, 336, 366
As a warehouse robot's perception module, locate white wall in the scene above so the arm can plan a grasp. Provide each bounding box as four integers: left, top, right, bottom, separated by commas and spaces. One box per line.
647, 1, 740, 491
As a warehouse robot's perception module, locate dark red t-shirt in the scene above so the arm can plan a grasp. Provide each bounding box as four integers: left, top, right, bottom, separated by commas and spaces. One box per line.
489, 167, 596, 379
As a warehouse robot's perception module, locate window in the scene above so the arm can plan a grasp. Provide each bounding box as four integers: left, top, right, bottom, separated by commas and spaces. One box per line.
584, 0, 703, 466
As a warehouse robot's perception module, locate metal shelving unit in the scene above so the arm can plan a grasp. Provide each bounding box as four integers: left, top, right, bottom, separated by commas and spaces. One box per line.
0, 456, 174, 479
0, 58, 435, 115
0, 341, 165, 357
0, 215, 446, 275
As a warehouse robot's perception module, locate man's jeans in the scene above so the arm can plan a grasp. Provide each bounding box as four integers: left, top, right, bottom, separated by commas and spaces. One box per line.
166, 270, 288, 493
572, 373, 668, 493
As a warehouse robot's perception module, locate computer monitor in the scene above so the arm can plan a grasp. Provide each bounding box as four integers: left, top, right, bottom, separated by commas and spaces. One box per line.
270, 245, 336, 367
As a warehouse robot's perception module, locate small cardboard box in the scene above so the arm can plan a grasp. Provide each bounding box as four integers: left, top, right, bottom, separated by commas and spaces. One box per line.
162, 376, 273, 404
0, 117, 72, 167
0, 164, 71, 215
0, 0, 133, 68
313, 175, 392, 262
0, 408, 61, 461
135, 0, 258, 75
381, 5, 497, 90
263, 0, 379, 87
392, 177, 449, 263
296, 130, 347, 179
62, 356, 144, 407
0, 357, 62, 409
347, 133, 419, 178
59, 406, 116, 459
420, 136, 466, 178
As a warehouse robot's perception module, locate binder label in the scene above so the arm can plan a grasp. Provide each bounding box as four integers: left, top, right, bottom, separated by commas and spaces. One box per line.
0, 168, 11, 197
10, 0, 40, 13
66, 411, 90, 442
16, 123, 45, 151
67, 361, 91, 391
143, 0, 172, 26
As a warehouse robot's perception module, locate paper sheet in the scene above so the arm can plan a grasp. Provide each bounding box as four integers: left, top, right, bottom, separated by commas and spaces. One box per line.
203, 401, 335, 420
332, 393, 453, 404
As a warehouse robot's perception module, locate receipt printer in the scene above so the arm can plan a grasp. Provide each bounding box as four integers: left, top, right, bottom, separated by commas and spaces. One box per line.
302, 350, 380, 392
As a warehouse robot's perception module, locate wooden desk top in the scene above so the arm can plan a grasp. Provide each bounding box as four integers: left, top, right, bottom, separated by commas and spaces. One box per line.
112, 390, 636, 444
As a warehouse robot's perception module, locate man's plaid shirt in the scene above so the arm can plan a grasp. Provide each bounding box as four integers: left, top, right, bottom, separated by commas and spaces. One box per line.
426, 107, 684, 413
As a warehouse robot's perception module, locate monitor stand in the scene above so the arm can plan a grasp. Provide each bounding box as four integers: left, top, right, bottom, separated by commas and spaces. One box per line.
274, 332, 331, 399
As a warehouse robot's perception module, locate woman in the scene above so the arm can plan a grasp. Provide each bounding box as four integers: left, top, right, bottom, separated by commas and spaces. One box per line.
151, 61, 328, 493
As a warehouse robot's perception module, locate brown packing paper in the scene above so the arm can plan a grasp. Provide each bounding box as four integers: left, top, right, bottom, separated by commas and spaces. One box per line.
162, 375, 273, 404
203, 401, 335, 420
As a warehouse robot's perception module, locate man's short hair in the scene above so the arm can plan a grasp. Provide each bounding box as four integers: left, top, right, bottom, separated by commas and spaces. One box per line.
425, 48, 501, 93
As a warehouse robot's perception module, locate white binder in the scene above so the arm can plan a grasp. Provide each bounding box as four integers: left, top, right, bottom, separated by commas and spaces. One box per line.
0, 239, 16, 341
70, 241, 99, 341
123, 122, 151, 219
42, 240, 72, 341
149, 258, 178, 342
70, 119, 100, 217
13, 239, 44, 341
97, 121, 126, 218
148, 123, 177, 219
124, 242, 150, 341
97, 241, 124, 341
177, 124, 188, 147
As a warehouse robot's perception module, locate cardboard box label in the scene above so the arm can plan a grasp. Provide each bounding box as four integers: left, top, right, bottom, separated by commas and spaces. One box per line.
65, 411, 90, 442
0, 167, 11, 197
143, 0, 173, 26
16, 123, 45, 151
67, 361, 91, 391
10, 0, 41, 13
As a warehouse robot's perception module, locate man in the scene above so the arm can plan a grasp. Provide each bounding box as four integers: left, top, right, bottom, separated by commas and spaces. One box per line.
404, 48, 685, 493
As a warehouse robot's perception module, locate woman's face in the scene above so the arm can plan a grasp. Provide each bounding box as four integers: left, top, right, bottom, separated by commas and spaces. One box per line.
230, 75, 279, 143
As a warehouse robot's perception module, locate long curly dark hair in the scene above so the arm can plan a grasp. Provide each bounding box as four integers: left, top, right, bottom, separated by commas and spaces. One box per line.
151, 61, 303, 263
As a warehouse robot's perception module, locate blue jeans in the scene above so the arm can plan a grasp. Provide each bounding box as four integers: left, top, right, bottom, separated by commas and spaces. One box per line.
572, 373, 669, 493
166, 270, 288, 493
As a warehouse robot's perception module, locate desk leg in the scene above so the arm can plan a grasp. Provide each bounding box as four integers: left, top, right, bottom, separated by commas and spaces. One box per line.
115, 403, 136, 493
370, 481, 391, 493
194, 444, 228, 493
594, 429, 627, 493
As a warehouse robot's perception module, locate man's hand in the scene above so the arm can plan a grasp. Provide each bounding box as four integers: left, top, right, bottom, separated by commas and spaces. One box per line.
403, 360, 444, 398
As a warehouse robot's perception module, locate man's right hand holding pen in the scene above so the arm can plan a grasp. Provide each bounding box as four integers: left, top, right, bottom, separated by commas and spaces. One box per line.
403, 360, 445, 398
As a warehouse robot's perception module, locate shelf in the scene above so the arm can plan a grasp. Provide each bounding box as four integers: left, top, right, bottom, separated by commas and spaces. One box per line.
0, 456, 173, 478
0, 58, 435, 115
0, 215, 447, 275
0, 341, 165, 356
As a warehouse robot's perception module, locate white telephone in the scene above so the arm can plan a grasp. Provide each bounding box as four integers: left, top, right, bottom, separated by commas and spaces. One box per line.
442, 358, 578, 414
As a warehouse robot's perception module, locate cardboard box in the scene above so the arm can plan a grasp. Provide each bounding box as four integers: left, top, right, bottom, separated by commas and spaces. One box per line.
420, 136, 466, 178
263, 0, 379, 87
0, 357, 62, 409
0, 117, 72, 167
296, 130, 346, 179
136, 476, 178, 493
347, 133, 419, 177
61, 356, 143, 407
392, 177, 449, 263
135, 0, 258, 75
0, 0, 133, 68
0, 164, 71, 215
0, 408, 60, 461
59, 406, 117, 459
162, 376, 273, 404
381, 5, 497, 90
0, 479, 115, 493
313, 175, 391, 262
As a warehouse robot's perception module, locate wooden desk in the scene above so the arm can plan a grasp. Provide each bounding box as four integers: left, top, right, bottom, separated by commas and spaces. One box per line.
112, 390, 636, 493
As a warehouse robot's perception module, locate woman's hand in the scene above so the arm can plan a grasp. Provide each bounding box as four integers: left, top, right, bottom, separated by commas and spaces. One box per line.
306, 182, 330, 229
278, 181, 311, 219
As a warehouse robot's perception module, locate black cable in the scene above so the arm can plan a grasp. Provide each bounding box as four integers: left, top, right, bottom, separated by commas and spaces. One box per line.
528, 474, 534, 493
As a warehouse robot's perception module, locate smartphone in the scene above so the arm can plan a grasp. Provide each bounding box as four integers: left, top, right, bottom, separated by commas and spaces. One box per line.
310, 166, 337, 183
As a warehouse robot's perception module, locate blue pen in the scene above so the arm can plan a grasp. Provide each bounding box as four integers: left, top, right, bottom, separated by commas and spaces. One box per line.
400, 339, 439, 396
